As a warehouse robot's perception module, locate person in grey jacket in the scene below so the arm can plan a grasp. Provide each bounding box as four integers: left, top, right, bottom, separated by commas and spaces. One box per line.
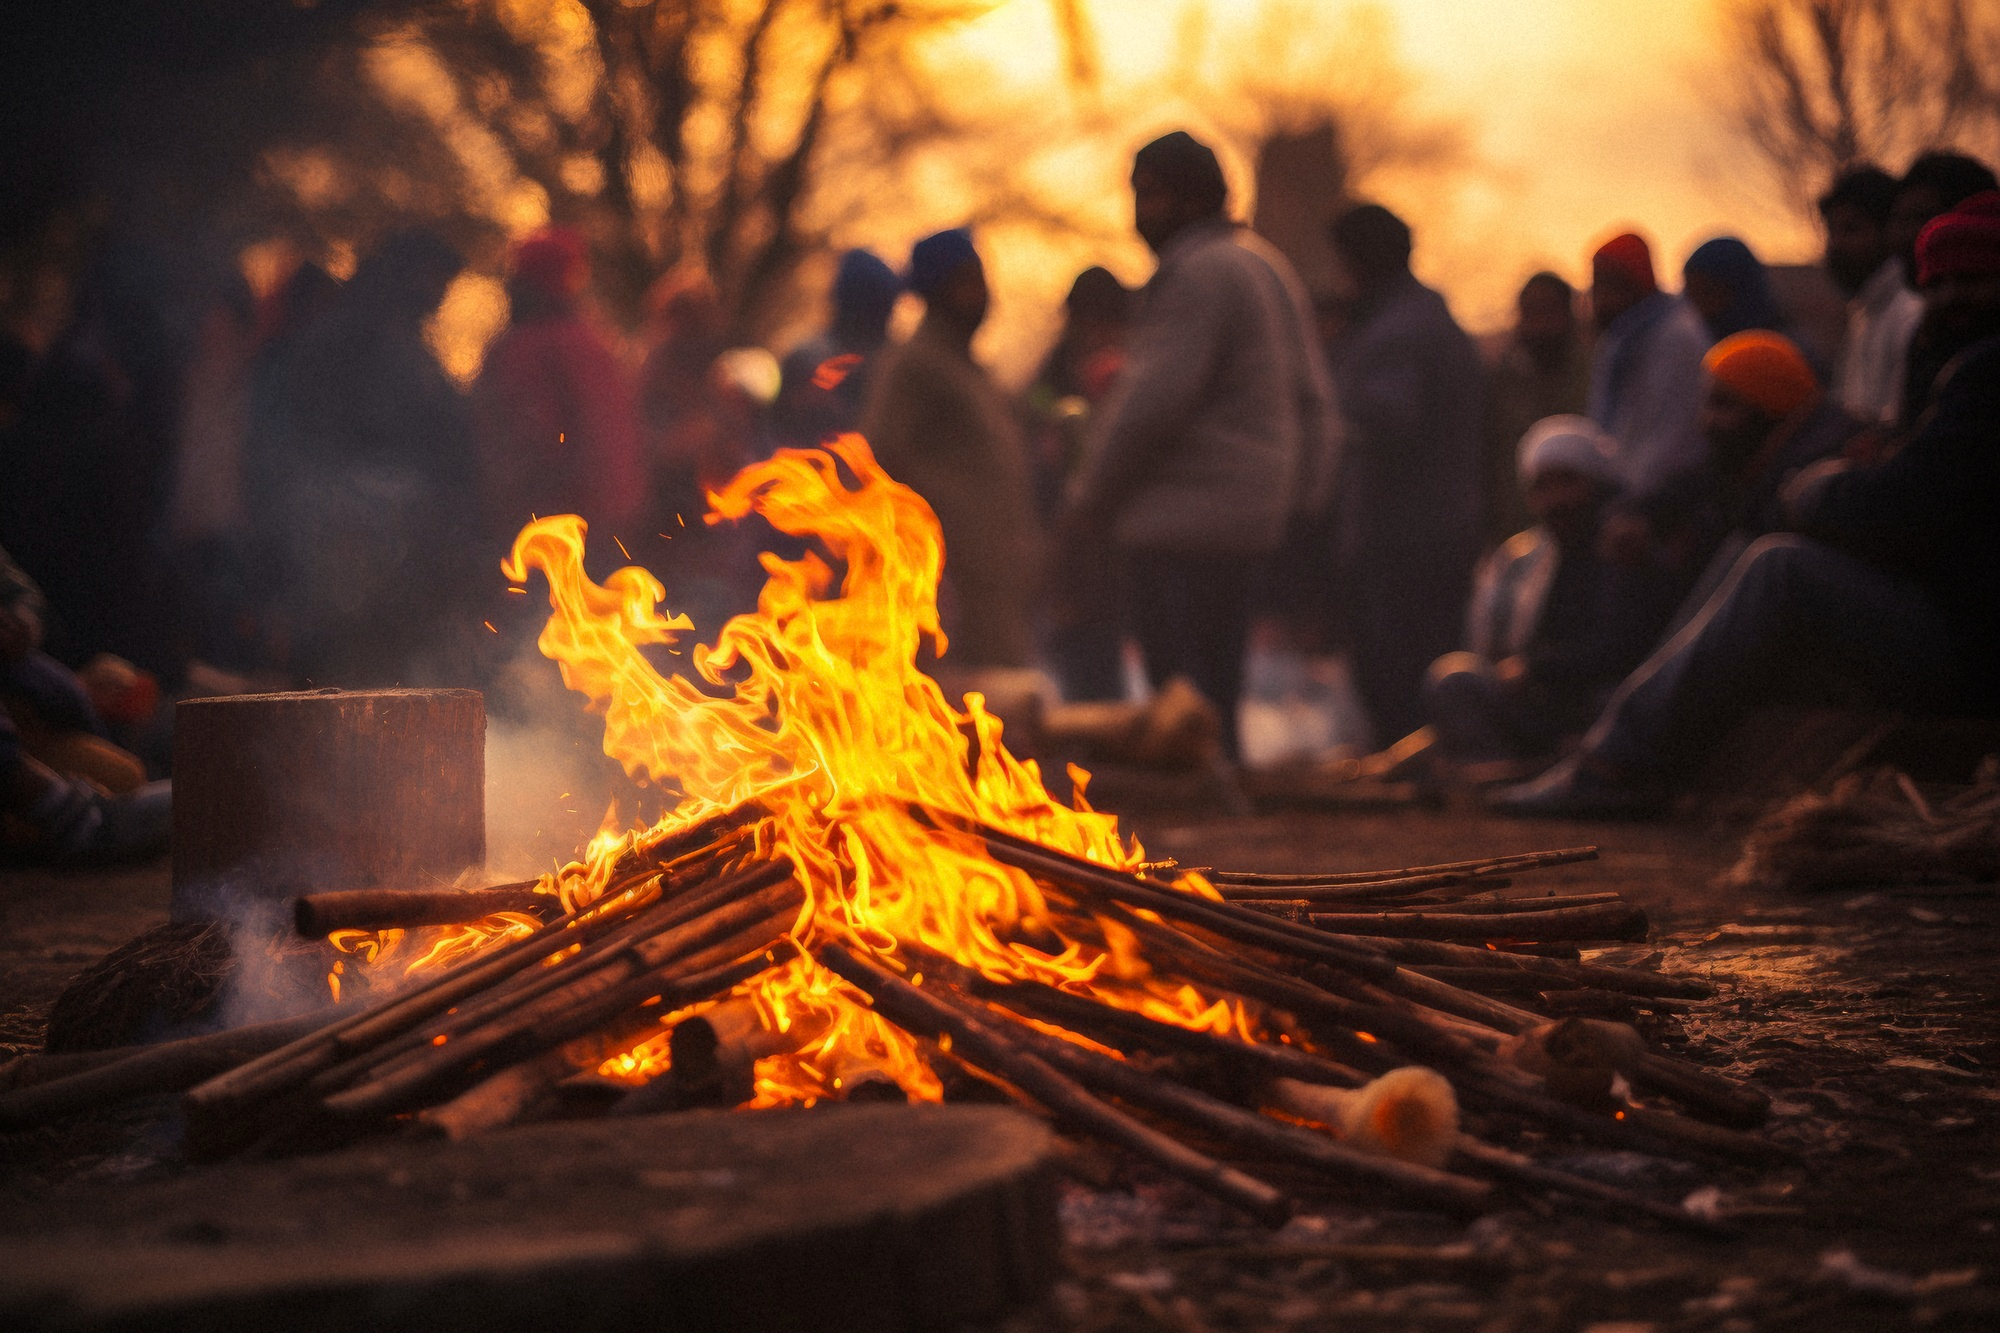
1064, 131, 1339, 758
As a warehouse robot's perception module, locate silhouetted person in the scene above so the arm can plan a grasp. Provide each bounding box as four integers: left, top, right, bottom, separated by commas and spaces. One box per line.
1425, 417, 1677, 773
1681, 236, 1788, 344
263, 229, 478, 685
863, 228, 1039, 669
474, 228, 643, 549
1328, 202, 1482, 746
1482, 272, 1590, 548
1586, 232, 1709, 500
1819, 166, 1918, 427
1891, 154, 1999, 428
1026, 266, 1132, 701
0, 239, 186, 675
1064, 131, 1337, 758
773, 249, 901, 449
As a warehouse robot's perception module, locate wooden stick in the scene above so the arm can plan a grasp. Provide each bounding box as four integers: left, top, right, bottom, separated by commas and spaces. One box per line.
0, 1014, 329, 1130
1210, 847, 1600, 887
322, 880, 801, 1117
980, 832, 1396, 980
956, 988, 1498, 1212
185, 873, 669, 1116
294, 882, 548, 937
1324, 935, 1714, 1000
896, 945, 1373, 1090
1307, 903, 1647, 942
1632, 1053, 1771, 1127
1452, 1137, 1735, 1236
1216, 872, 1514, 902
332, 858, 795, 1072
815, 942, 1294, 1226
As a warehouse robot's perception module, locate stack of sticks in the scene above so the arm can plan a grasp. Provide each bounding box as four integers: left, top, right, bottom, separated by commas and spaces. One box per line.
0, 811, 1774, 1233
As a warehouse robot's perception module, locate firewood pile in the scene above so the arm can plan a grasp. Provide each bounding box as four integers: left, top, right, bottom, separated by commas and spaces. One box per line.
0, 436, 1784, 1236
2, 805, 1771, 1234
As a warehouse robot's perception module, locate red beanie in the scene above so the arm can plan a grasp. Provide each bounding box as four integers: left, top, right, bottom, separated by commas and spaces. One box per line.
1593, 233, 1658, 294
1704, 331, 1818, 418
1915, 191, 2000, 287
511, 227, 589, 300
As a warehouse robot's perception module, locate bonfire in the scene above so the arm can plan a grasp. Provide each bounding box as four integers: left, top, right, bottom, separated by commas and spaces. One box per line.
4, 436, 1774, 1231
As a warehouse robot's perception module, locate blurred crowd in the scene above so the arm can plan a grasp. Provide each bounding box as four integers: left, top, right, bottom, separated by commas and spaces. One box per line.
2, 130, 1997, 862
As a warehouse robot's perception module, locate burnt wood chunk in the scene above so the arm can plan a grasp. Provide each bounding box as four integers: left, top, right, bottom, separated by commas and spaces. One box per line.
0, 1104, 1059, 1333
172, 689, 485, 921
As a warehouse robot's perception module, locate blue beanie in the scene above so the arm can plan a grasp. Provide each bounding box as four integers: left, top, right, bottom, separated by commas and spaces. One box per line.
907, 228, 979, 298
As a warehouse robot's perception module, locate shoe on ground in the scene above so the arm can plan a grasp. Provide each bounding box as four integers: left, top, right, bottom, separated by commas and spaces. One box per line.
1486, 757, 1662, 821
27, 776, 172, 865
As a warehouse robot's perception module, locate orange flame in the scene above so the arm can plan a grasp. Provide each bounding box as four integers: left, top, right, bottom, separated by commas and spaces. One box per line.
375, 434, 1246, 1104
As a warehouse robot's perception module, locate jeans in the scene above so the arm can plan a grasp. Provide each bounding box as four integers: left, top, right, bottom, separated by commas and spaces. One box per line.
1584, 534, 1971, 779
1125, 552, 1256, 759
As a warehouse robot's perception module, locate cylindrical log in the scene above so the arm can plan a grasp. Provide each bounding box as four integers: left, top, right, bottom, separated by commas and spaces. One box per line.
815, 943, 1293, 1227
294, 882, 547, 937
172, 689, 485, 921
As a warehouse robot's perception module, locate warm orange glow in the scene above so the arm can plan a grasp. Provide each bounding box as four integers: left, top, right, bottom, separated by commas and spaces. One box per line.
358, 433, 1252, 1105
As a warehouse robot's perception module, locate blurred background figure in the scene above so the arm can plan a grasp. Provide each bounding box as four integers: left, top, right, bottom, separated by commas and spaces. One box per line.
1423, 416, 1677, 776
1891, 154, 2000, 429
257, 228, 479, 686
772, 249, 901, 450
1327, 201, 1481, 749
1681, 236, 1790, 345
1636, 331, 1863, 626
863, 228, 1040, 671
1586, 231, 1709, 502
1481, 271, 1590, 550
1818, 166, 1919, 429
0, 544, 170, 864
1066, 131, 1337, 761
1024, 265, 1132, 702
474, 228, 644, 554
0, 240, 186, 680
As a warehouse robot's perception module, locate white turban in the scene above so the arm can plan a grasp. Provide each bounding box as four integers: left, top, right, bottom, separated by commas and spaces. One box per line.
1516, 414, 1621, 488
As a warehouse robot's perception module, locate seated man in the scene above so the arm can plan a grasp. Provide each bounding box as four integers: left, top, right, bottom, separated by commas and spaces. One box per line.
1640, 331, 1870, 624
1422, 417, 1680, 776
1, 545, 170, 862
1492, 198, 2000, 818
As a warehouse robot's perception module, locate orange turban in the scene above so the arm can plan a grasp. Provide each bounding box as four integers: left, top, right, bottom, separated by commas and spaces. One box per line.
1592, 233, 1657, 294
1703, 331, 1818, 418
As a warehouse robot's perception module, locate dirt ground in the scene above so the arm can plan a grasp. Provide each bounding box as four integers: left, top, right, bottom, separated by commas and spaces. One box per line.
2, 798, 1997, 1332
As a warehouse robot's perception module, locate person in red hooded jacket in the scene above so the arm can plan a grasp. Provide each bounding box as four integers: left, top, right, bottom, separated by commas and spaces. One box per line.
474, 228, 645, 550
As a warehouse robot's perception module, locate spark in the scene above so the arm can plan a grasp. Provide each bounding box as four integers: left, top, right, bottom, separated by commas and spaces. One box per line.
484, 621, 498, 633
614, 535, 632, 561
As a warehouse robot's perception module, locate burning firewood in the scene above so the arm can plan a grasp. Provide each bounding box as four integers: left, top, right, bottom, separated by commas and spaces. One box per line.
17, 435, 1763, 1236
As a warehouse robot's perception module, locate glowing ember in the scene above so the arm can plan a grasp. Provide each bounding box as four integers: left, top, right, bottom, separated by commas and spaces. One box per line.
347, 434, 1245, 1106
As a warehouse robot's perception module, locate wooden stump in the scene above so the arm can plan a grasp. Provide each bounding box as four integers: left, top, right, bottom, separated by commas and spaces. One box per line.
172, 689, 485, 922
0, 1104, 1059, 1332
